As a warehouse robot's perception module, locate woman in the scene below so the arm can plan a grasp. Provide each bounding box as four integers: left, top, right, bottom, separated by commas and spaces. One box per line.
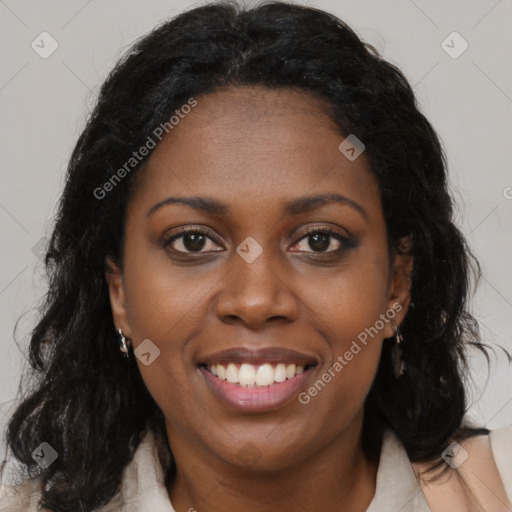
1, 1, 511, 511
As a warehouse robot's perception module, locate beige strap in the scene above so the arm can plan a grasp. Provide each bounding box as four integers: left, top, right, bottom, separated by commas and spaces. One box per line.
412, 434, 512, 512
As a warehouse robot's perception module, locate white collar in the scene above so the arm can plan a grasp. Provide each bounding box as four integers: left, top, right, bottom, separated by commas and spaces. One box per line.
366, 428, 431, 512
111, 428, 175, 512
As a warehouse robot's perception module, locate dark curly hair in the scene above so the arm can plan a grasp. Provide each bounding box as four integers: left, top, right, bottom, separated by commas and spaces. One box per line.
1, 1, 509, 510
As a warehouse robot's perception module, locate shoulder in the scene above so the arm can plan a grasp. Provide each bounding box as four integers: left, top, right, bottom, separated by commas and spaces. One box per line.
0, 427, 169, 512
0, 472, 124, 512
452, 425, 512, 509
410, 424, 512, 511
488, 425, 512, 503
0, 475, 48, 512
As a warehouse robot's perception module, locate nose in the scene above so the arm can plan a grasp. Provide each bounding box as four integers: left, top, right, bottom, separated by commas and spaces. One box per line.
215, 244, 300, 330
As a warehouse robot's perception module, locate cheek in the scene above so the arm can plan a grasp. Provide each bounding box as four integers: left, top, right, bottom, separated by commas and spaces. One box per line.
298, 250, 390, 342
294, 251, 389, 403
120, 251, 207, 408
123, 242, 212, 342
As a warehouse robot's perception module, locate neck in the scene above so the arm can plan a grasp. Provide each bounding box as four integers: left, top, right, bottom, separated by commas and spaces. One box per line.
165, 411, 383, 512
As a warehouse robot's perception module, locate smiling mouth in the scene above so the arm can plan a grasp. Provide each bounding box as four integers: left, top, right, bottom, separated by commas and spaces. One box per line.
198, 362, 317, 388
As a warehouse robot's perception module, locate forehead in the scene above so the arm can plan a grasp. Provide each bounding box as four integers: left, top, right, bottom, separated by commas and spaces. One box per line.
128, 86, 380, 221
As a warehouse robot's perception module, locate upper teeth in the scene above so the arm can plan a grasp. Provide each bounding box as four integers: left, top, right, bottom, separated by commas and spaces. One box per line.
209, 363, 306, 387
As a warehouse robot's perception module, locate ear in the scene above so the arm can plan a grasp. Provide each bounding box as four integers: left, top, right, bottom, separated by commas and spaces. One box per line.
383, 235, 414, 339
105, 256, 132, 338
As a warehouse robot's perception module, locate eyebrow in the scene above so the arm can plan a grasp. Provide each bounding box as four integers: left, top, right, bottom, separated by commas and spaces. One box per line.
146, 193, 367, 221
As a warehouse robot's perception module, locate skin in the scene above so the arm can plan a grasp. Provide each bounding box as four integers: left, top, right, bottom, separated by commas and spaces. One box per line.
106, 86, 413, 512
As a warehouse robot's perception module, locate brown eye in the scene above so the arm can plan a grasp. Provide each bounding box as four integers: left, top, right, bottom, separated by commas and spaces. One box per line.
164, 228, 222, 254
290, 228, 352, 254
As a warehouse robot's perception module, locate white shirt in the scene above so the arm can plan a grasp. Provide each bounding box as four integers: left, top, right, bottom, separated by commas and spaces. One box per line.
1, 426, 511, 511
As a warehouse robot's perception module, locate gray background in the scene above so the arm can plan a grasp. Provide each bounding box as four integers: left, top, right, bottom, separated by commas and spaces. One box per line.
1, 0, 511, 462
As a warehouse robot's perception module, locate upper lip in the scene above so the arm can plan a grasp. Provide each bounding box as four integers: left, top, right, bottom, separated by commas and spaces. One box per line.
198, 347, 318, 367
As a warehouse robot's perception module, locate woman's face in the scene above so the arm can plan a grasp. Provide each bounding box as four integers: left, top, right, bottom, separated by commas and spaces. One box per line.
106, 86, 412, 470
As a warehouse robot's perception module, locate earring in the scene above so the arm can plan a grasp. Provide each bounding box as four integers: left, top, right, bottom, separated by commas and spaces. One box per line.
391, 323, 406, 378
117, 328, 130, 358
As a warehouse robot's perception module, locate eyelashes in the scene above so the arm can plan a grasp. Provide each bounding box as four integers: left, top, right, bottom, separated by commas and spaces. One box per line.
163, 227, 222, 255
294, 226, 354, 254
162, 226, 356, 257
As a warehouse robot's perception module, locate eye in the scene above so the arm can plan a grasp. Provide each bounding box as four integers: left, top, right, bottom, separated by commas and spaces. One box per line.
290, 227, 351, 254
163, 226, 354, 256
163, 227, 223, 254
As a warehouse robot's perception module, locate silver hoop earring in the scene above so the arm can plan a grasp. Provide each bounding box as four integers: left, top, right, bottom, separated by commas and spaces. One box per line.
392, 323, 406, 378
118, 328, 130, 358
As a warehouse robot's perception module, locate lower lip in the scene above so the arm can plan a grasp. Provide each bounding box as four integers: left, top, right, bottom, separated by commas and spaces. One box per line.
199, 366, 315, 413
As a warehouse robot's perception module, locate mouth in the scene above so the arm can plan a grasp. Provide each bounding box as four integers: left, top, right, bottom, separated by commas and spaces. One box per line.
198, 362, 316, 387
196, 347, 318, 412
